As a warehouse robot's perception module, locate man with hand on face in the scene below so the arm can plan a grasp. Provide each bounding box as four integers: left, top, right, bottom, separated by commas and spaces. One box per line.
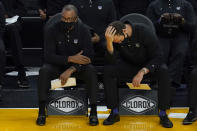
103, 21, 173, 128
36, 5, 99, 126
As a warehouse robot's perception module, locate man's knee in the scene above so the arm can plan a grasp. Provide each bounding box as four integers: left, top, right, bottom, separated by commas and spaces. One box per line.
82, 64, 97, 77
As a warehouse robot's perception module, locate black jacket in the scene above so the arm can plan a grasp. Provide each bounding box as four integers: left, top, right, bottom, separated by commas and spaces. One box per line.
147, 0, 196, 37
0, 2, 5, 33
106, 23, 163, 73
113, 0, 152, 18
44, 20, 94, 71
70, 0, 117, 41
1, 0, 26, 17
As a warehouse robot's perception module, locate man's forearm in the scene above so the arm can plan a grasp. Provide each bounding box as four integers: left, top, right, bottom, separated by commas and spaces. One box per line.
106, 41, 114, 54
67, 66, 77, 74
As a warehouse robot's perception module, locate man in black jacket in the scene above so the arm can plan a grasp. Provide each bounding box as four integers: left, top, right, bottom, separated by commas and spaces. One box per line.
103, 21, 173, 128
147, 0, 196, 88
36, 5, 99, 126
70, 0, 117, 62
183, 34, 197, 125
0, 1, 5, 99
1, 0, 29, 88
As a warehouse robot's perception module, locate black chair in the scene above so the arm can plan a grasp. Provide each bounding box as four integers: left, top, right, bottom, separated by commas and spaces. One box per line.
120, 13, 155, 33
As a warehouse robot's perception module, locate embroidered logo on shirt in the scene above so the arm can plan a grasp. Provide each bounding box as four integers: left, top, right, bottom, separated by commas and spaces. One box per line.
74, 39, 78, 44
98, 5, 102, 10
176, 7, 181, 10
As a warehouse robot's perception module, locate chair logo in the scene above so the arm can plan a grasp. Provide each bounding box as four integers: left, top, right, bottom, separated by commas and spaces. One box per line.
49, 95, 84, 114
121, 95, 156, 114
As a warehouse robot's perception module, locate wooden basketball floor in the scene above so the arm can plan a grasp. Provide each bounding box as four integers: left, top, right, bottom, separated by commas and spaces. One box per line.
0, 108, 196, 131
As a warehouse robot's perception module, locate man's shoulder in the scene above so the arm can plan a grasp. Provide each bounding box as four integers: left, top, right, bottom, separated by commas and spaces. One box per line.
77, 20, 90, 31
45, 22, 60, 34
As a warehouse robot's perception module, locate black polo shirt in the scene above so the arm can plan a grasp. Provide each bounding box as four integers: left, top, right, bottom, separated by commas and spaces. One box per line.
44, 20, 94, 71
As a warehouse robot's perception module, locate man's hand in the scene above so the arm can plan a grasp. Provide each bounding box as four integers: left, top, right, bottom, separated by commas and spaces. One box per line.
172, 13, 184, 25
68, 51, 91, 65
105, 26, 116, 43
160, 13, 171, 24
59, 67, 76, 85
132, 71, 144, 87
105, 26, 116, 54
91, 33, 100, 43
39, 9, 47, 20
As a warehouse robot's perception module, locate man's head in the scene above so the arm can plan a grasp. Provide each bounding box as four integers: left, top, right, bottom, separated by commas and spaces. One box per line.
61, 4, 78, 29
108, 21, 127, 43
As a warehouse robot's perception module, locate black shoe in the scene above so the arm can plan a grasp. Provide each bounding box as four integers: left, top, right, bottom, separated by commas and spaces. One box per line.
17, 70, 29, 88
103, 113, 120, 125
159, 115, 173, 128
36, 114, 46, 126
89, 114, 99, 126
183, 111, 197, 125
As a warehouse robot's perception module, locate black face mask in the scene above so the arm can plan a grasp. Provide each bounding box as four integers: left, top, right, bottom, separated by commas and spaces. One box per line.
61, 21, 75, 30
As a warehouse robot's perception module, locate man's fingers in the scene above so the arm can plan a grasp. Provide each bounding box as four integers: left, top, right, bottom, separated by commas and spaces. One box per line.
81, 55, 90, 61
105, 27, 111, 36
78, 59, 91, 64
136, 80, 140, 87
112, 29, 117, 36
132, 79, 136, 87
109, 27, 116, 35
106, 26, 114, 35
61, 77, 68, 86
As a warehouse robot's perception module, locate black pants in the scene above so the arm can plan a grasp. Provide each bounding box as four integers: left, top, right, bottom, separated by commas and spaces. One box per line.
103, 60, 171, 110
93, 39, 106, 65
159, 33, 189, 85
0, 34, 6, 84
188, 66, 197, 108
4, 22, 24, 69
37, 64, 98, 105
